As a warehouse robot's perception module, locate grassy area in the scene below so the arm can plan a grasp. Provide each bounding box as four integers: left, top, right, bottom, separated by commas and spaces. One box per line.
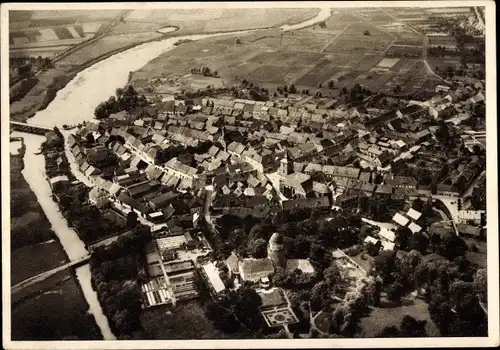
358, 298, 441, 337
11, 275, 102, 340
10, 155, 60, 252
463, 237, 487, 268
9, 67, 73, 122
141, 300, 230, 339
11, 240, 68, 285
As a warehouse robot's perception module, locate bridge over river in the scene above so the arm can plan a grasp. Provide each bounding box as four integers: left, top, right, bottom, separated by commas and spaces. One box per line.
10, 121, 53, 135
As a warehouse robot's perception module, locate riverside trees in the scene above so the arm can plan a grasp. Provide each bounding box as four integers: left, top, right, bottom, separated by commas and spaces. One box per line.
94, 85, 147, 119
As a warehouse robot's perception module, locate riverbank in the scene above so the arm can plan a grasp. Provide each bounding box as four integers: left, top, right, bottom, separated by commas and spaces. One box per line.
9, 133, 103, 340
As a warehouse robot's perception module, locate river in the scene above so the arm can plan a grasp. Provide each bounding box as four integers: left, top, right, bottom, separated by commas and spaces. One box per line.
10, 131, 116, 340
18, 7, 332, 340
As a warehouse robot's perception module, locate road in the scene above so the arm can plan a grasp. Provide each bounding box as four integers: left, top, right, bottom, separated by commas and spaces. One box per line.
88, 229, 137, 250
319, 24, 351, 52
422, 36, 444, 81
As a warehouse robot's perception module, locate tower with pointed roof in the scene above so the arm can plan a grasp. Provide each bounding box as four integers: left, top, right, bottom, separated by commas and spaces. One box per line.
267, 232, 286, 268
279, 152, 290, 178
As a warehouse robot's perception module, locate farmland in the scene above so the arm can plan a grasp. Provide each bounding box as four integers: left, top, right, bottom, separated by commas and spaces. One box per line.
125, 8, 319, 34
131, 7, 447, 97
8, 10, 119, 58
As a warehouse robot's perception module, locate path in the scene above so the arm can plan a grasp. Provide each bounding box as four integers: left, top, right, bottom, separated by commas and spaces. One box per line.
88, 229, 136, 250
319, 25, 350, 52
378, 8, 422, 36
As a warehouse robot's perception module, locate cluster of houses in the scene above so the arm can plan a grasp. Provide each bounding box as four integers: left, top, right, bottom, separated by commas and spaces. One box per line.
56, 72, 486, 319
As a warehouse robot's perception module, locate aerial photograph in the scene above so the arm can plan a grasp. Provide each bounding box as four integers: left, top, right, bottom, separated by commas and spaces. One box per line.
4, 2, 493, 346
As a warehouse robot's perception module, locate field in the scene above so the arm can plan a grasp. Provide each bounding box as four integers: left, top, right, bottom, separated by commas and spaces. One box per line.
125, 8, 319, 34
11, 276, 102, 340
57, 32, 163, 66
131, 8, 442, 97
141, 300, 234, 339
11, 240, 68, 286
357, 298, 441, 337
9, 10, 114, 58
10, 153, 68, 283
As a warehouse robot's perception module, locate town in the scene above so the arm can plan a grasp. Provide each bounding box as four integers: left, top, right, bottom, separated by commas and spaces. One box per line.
39, 54, 487, 339
8, 4, 489, 343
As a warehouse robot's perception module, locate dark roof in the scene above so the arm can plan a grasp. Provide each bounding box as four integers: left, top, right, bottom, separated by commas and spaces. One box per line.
282, 196, 330, 210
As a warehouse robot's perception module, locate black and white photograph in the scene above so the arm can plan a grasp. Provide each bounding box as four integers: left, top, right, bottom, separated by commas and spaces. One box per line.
1, 2, 498, 349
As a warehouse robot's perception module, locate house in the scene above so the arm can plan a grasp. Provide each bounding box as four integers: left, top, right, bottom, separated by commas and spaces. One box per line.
436, 184, 460, 197
88, 186, 110, 208
378, 227, 396, 242
280, 172, 312, 199
406, 208, 422, 221
282, 196, 330, 211
201, 262, 226, 298
456, 224, 483, 238
48, 175, 69, 192
411, 129, 432, 143
457, 210, 485, 225
238, 258, 275, 282
225, 252, 240, 277
392, 212, 410, 227
386, 176, 418, 189
374, 184, 394, 197
408, 222, 422, 234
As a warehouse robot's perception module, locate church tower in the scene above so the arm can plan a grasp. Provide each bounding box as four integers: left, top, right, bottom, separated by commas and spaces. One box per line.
267, 232, 286, 268
279, 152, 290, 177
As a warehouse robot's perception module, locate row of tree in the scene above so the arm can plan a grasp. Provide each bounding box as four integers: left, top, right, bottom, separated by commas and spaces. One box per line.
90, 227, 151, 339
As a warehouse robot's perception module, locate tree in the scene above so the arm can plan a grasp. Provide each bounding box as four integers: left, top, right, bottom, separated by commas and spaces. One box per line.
395, 226, 413, 250
399, 315, 427, 337
473, 268, 487, 301
310, 281, 330, 311
374, 250, 396, 282
376, 326, 400, 337
126, 211, 138, 229
438, 234, 467, 260
85, 133, 95, 144
247, 238, 268, 258
319, 21, 327, 28
116, 87, 124, 99
364, 30, 371, 36
327, 80, 334, 89
387, 281, 404, 302
323, 264, 342, 289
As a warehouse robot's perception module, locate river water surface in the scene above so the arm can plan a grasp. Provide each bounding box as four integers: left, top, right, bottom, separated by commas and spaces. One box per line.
18, 7, 332, 340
